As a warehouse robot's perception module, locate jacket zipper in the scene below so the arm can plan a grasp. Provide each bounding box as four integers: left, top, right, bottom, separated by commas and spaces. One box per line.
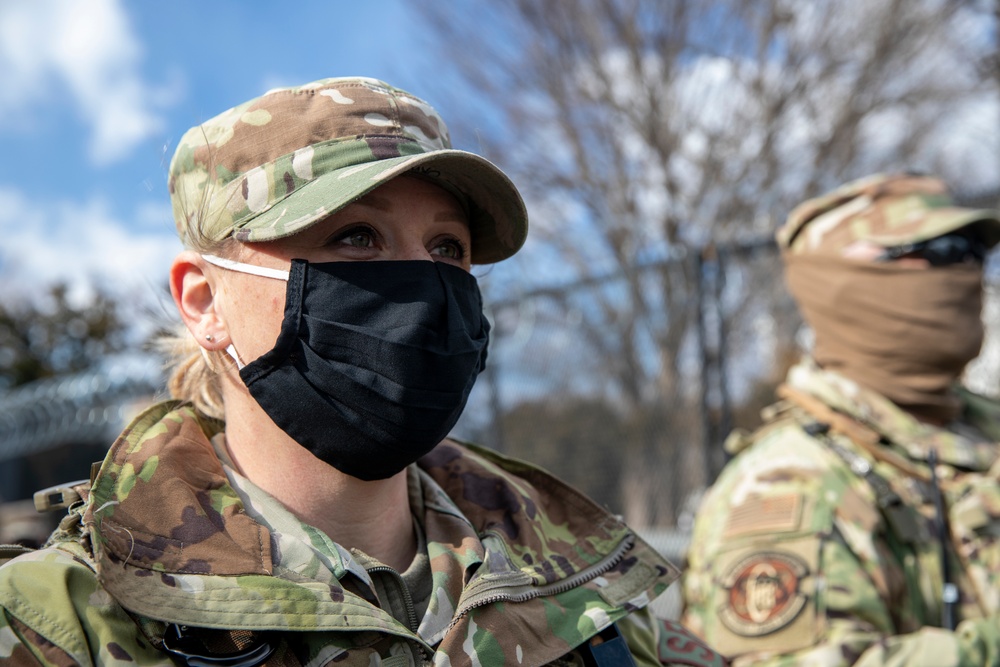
365, 564, 421, 633
448, 532, 637, 630
364, 564, 435, 664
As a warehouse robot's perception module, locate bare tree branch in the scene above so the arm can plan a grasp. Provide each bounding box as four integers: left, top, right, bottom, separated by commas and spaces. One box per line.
412, 0, 999, 525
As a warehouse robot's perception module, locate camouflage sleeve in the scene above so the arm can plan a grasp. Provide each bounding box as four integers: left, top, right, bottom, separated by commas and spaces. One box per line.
848, 619, 1000, 666
679, 423, 997, 666
0, 549, 169, 666
1, 609, 78, 666
615, 607, 728, 666
708, 616, 1000, 666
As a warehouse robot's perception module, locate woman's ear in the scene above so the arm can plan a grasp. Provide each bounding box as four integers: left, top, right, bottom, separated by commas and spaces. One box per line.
170, 251, 227, 350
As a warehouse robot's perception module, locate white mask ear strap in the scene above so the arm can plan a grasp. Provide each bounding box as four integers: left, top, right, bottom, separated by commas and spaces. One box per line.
202, 254, 290, 281
226, 344, 246, 370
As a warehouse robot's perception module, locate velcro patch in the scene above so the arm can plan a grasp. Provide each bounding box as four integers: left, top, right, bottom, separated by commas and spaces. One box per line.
723, 494, 802, 538
718, 551, 809, 637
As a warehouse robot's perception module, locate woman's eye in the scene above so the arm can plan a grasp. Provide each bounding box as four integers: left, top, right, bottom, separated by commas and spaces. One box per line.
335, 226, 376, 248
433, 239, 466, 260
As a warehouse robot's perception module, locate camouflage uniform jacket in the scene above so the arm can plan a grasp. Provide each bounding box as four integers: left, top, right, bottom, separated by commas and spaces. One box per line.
0, 400, 725, 667
682, 359, 1000, 666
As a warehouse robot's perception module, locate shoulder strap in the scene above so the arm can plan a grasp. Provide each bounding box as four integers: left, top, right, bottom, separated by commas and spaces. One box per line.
777, 384, 932, 483
0, 544, 35, 566
801, 421, 922, 543
775, 385, 926, 542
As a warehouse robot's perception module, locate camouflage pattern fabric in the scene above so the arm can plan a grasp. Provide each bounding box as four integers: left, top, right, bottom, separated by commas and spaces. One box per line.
681, 359, 1000, 666
776, 173, 1000, 256
0, 400, 726, 666
169, 76, 527, 264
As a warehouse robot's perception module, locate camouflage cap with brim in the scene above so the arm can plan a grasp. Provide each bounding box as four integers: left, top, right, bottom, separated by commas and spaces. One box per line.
776, 173, 1000, 256
168, 77, 528, 264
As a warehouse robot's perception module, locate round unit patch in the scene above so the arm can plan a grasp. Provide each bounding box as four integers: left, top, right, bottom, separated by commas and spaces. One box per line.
718, 551, 809, 637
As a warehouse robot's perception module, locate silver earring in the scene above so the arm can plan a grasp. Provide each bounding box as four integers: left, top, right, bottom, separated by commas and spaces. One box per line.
205, 334, 214, 342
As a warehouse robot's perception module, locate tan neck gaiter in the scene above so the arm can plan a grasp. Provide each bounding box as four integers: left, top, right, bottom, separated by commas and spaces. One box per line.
784, 255, 984, 424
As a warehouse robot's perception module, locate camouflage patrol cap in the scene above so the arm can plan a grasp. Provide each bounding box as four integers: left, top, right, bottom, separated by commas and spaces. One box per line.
168, 77, 528, 264
776, 173, 1000, 256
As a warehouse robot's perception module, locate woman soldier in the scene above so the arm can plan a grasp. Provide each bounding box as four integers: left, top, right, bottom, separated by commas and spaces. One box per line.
0, 77, 724, 667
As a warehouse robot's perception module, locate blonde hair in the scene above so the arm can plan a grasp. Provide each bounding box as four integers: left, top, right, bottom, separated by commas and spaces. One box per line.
158, 213, 242, 421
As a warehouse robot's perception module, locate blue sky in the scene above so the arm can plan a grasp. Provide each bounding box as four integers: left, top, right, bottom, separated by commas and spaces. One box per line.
0, 0, 431, 310
3, 1, 997, 323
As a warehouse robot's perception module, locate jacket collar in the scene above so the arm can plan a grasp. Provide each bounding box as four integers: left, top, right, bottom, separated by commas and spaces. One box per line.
787, 359, 999, 470
83, 401, 678, 639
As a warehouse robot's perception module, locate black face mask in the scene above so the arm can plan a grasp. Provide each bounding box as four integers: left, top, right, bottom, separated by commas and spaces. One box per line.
204, 256, 490, 480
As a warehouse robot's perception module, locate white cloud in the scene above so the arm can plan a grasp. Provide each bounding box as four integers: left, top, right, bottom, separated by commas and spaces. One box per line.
0, 0, 173, 165
0, 187, 181, 311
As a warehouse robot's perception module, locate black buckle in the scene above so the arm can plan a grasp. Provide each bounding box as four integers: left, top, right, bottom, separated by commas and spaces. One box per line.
579, 623, 637, 667
161, 624, 276, 667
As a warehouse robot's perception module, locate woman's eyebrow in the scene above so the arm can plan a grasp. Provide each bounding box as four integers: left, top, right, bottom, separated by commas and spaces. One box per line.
355, 192, 468, 225
435, 211, 468, 223
354, 193, 393, 212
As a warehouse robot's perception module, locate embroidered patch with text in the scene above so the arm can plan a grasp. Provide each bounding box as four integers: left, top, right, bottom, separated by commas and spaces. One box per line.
718, 551, 809, 637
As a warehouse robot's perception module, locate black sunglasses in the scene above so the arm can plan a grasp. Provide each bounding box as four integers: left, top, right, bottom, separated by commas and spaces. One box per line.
878, 232, 988, 266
